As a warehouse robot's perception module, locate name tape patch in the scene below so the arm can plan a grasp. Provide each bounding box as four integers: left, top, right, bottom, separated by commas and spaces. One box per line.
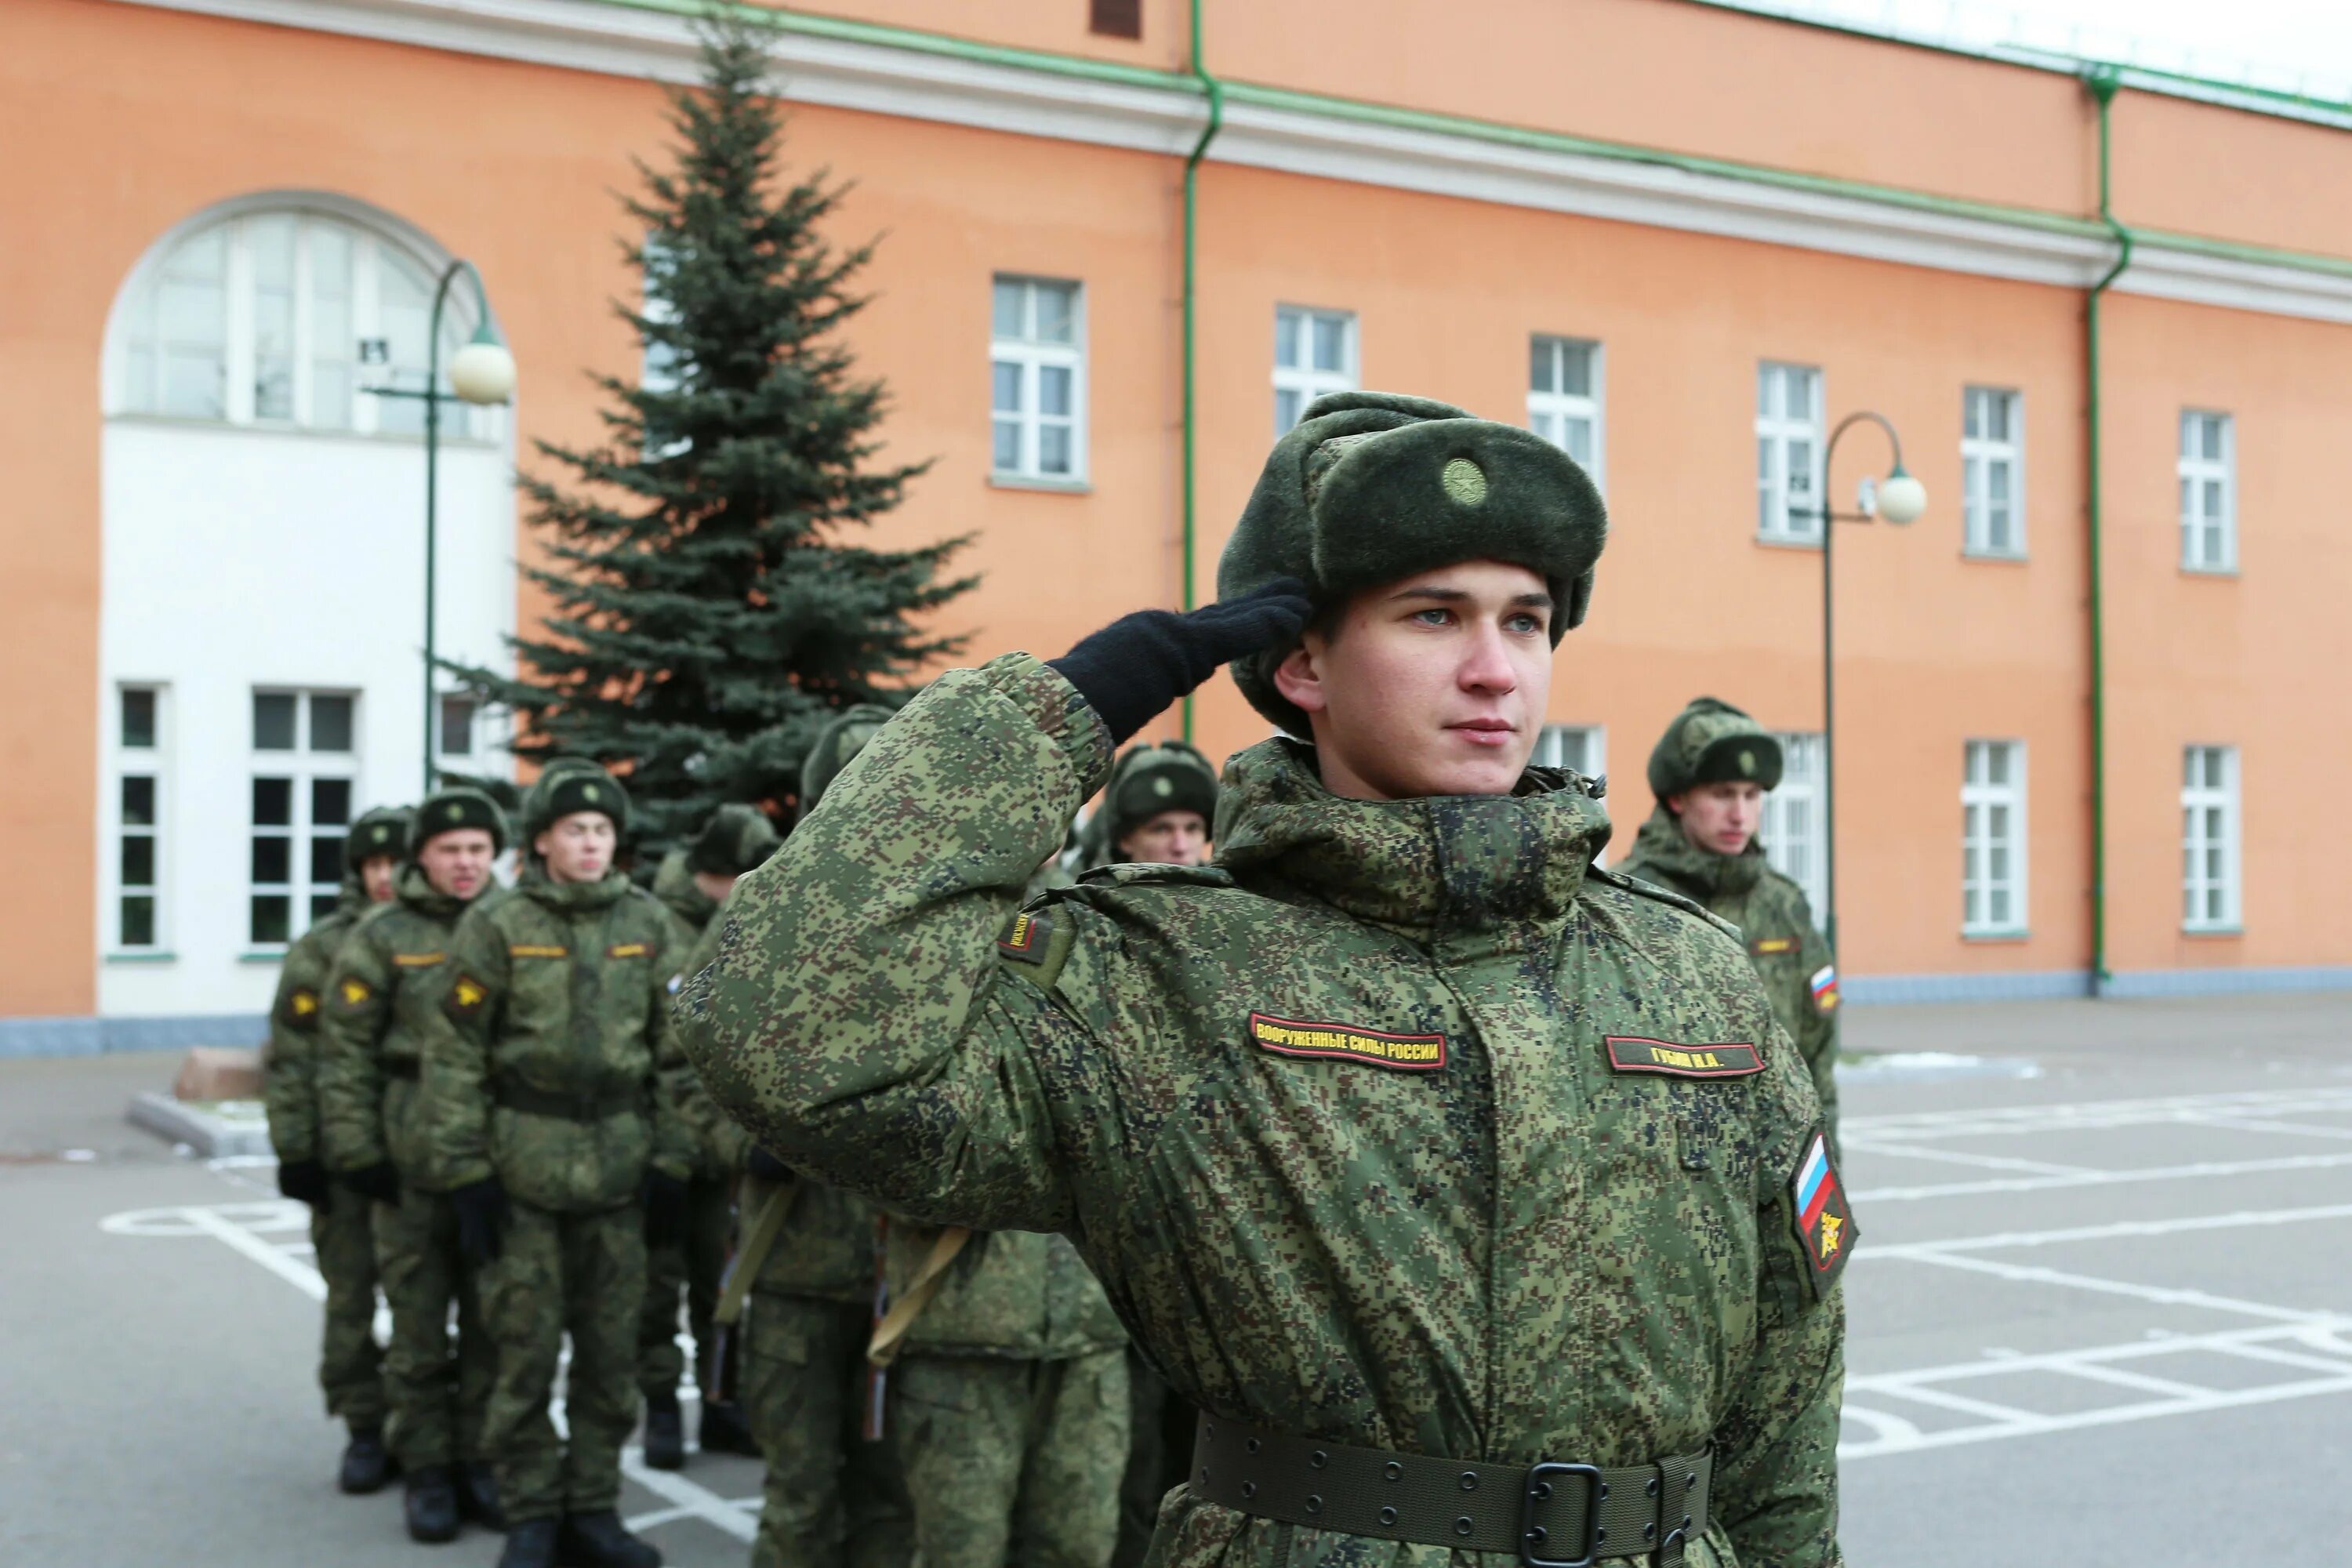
393, 951, 446, 968
509, 944, 568, 960
1248, 1012, 1447, 1072
607, 942, 650, 959
1749, 937, 1795, 956
1789, 1128, 1856, 1297
1604, 1036, 1766, 1080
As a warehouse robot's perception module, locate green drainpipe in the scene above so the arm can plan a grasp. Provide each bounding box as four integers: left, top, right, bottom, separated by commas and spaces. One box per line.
2084, 66, 2133, 998
1178, 0, 1223, 744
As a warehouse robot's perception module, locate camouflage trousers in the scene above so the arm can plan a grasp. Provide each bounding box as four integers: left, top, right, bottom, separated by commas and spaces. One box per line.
478, 1199, 645, 1525
373, 1186, 492, 1470
311, 1192, 386, 1431
637, 1172, 734, 1400
893, 1348, 1128, 1568
1110, 1352, 1195, 1568
742, 1293, 913, 1568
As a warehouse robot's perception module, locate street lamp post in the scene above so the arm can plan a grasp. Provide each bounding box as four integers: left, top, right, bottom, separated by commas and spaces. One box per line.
363, 260, 516, 794
1807, 412, 1926, 955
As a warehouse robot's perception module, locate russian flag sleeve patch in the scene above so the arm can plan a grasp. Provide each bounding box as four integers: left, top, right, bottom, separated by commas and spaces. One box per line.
1788, 1127, 1855, 1298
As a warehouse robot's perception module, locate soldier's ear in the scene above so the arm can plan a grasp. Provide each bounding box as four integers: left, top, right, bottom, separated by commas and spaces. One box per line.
1270, 640, 1330, 718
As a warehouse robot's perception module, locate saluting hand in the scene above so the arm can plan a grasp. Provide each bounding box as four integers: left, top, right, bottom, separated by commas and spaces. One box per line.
1049, 579, 1313, 746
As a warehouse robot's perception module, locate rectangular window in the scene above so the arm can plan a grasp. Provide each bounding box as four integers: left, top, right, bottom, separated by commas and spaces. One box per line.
113, 686, 166, 951
2182, 745, 2241, 931
438, 695, 479, 760
1962, 387, 2024, 557
2179, 410, 2235, 572
1530, 723, 1604, 778
249, 690, 358, 948
1761, 732, 1828, 915
1527, 336, 1604, 488
1756, 362, 1823, 543
1089, 0, 1142, 38
990, 276, 1085, 483
1962, 740, 2027, 934
1273, 305, 1357, 437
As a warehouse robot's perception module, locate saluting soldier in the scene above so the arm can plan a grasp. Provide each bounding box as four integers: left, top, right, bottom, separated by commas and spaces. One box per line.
682, 391, 1849, 1568
1615, 697, 1841, 1145
426, 766, 695, 1568
264, 804, 409, 1497
317, 788, 510, 1543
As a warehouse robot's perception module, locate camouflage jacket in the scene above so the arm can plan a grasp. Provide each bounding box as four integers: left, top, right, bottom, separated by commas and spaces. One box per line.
1616, 807, 1840, 1144
426, 869, 695, 1212
262, 898, 365, 1166
650, 850, 718, 938
316, 869, 490, 1183
681, 654, 1846, 1568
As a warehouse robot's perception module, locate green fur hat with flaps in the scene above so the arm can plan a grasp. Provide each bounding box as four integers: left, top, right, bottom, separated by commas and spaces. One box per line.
1086, 740, 1220, 860
406, 788, 507, 856
523, 766, 629, 841
1214, 390, 1609, 736
800, 704, 894, 815
347, 805, 415, 867
687, 803, 782, 877
1647, 697, 1784, 804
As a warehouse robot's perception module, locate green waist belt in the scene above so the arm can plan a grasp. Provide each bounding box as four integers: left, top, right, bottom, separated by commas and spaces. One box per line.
1189, 1414, 1711, 1568
494, 1080, 644, 1123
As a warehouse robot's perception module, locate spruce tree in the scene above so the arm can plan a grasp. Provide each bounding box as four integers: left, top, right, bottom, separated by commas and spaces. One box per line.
444, 12, 971, 848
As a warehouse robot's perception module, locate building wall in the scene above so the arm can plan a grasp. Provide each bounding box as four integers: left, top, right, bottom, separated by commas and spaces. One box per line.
5, 0, 2350, 1039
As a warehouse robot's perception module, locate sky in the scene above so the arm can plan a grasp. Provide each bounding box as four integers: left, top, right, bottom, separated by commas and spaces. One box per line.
1711, 0, 2352, 103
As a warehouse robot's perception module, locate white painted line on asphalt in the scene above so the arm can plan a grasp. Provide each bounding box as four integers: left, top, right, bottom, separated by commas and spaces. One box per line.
2185, 1115, 2352, 1142
1863, 1383, 2040, 1424
1849, 1149, 2352, 1203
1889, 1248, 2339, 1325
2055, 1363, 2212, 1399
1862, 1199, 2352, 1258
1841, 1370, 2352, 1459
1844, 1086, 2352, 1141
1836, 1404, 1925, 1447
1840, 1141, 2094, 1177
619, 1445, 759, 1543
175, 1204, 329, 1301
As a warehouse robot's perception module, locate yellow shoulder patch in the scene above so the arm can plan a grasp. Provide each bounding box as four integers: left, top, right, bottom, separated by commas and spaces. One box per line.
443, 971, 491, 1025
290, 988, 320, 1017
338, 977, 372, 1007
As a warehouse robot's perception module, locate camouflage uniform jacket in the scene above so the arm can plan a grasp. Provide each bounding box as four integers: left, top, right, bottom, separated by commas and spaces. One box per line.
681, 654, 1846, 1568
426, 869, 695, 1212
1616, 807, 1840, 1144
263, 895, 366, 1166
646, 860, 732, 1178
317, 867, 488, 1183
650, 849, 719, 939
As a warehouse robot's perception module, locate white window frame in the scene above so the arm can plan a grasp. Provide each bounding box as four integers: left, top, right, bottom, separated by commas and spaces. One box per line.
1273, 304, 1357, 437
1756, 362, 1824, 544
2179, 410, 2237, 573
248, 690, 361, 951
2182, 745, 2242, 931
1962, 386, 2026, 558
989, 275, 1087, 485
1532, 724, 1606, 862
114, 207, 494, 441
1761, 731, 1828, 915
1962, 740, 2028, 935
1527, 335, 1605, 489
107, 685, 170, 955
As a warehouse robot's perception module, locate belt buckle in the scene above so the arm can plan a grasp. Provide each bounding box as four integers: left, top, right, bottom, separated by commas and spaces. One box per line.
1520, 1460, 1602, 1568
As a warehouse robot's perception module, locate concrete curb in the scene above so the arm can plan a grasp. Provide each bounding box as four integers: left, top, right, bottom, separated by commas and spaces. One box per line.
125, 1092, 275, 1159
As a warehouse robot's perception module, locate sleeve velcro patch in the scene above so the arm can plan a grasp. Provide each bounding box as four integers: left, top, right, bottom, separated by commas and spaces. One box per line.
443, 971, 491, 1025
1248, 1013, 1447, 1072
1604, 1036, 1765, 1079
1749, 936, 1795, 956
1789, 1127, 1856, 1298
392, 951, 446, 968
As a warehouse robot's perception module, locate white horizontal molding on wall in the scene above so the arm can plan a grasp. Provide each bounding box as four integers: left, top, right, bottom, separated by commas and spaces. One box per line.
112, 0, 2352, 326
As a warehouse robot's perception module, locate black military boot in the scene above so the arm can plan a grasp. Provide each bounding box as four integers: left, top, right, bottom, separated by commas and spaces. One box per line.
556, 1511, 661, 1568
337, 1425, 395, 1494
403, 1465, 461, 1544
639, 1392, 684, 1471
496, 1518, 559, 1568
459, 1462, 507, 1531
695, 1399, 760, 1458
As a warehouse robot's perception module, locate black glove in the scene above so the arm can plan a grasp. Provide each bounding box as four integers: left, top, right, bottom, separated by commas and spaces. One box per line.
642, 1169, 691, 1247
338, 1162, 401, 1207
745, 1145, 793, 1183
1047, 580, 1312, 746
450, 1177, 510, 1267
277, 1158, 332, 1209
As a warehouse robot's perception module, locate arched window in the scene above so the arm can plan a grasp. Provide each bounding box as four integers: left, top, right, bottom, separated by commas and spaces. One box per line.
114, 201, 493, 439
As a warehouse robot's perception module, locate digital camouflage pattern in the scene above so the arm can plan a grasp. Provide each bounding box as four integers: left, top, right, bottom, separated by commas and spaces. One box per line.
680, 653, 1846, 1568
651, 848, 720, 944
741, 1294, 913, 1568
891, 1349, 1128, 1567
315, 862, 501, 1470
304, 1196, 388, 1430
1617, 806, 1840, 1145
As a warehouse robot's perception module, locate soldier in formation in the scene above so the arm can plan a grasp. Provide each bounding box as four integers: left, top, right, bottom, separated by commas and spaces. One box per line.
263, 804, 410, 1497
426, 765, 695, 1568
318, 787, 511, 1543
639, 804, 779, 1469
1615, 696, 1842, 1145
681, 390, 1850, 1567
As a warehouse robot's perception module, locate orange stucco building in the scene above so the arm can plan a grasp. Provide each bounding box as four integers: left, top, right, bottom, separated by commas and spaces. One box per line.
9, 0, 2352, 1051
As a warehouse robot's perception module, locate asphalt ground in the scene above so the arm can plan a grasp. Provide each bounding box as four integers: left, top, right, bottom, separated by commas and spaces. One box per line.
3, 993, 2349, 1566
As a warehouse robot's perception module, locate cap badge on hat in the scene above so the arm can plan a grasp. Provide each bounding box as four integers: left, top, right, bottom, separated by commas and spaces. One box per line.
445, 804, 463, 821
1153, 778, 1173, 797
1740, 750, 1756, 777
374, 826, 391, 844
1441, 456, 1488, 506
583, 784, 601, 802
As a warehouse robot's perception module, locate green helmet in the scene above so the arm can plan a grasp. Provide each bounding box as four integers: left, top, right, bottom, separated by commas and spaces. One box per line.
1646, 697, 1784, 805
687, 803, 783, 877
800, 705, 895, 816
408, 787, 509, 857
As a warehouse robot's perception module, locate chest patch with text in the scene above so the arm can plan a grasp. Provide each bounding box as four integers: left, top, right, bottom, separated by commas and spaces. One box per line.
1247, 1013, 1447, 1072
1604, 1036, 1765, 1079
1749, 936, 1795, 956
